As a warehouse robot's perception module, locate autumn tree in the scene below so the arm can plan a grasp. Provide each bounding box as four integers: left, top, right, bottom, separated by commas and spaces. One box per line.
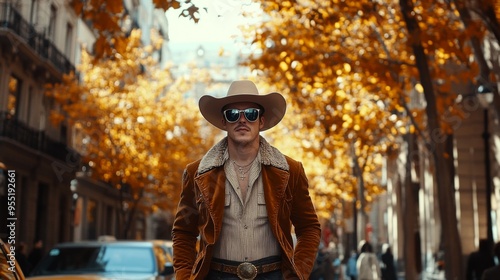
266, 102, 357, 220
46, 30, 217, 238
245, 0, 410, 256
244, 0, 491, 278
70, 0, 202, 58
453, 0, 500, 110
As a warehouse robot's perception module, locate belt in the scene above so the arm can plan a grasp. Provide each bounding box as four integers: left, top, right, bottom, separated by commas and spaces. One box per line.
210, 260, 281, 280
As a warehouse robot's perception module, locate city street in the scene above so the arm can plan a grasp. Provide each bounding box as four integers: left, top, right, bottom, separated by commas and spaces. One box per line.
1, 1, 500, 280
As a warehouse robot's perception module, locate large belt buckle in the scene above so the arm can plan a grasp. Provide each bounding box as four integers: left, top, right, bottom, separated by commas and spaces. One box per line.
236, 262, 257, 280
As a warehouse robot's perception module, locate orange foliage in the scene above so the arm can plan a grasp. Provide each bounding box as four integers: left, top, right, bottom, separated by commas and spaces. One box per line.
246, 0, 484, 215
69, 0, 201, 58
46, 30, 217, 212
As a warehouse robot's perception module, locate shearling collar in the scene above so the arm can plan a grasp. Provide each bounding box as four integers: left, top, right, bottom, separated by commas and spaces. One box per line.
198, 136, 289, 175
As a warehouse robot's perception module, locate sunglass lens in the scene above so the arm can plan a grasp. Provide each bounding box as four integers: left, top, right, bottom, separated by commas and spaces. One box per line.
244, 109, 259, 122
224, 109, 240, 122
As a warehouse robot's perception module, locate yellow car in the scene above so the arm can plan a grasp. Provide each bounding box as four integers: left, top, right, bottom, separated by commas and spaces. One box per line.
24, 240, 173, 280
1, 238, 25, 280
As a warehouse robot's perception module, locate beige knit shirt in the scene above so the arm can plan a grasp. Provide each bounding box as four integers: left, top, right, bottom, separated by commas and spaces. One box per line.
212, 152, 282, 261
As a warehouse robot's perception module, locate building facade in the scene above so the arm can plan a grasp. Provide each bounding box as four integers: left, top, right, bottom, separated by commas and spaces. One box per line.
365, 93, 500, 278
0, 0, 79, 253
0, 0, 171, 250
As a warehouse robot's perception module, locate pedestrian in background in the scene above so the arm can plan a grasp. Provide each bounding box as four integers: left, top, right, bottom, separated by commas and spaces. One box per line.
172, 80, 321, 279
356, 240, 381, 280
28, 239, 44, 270
380, 243, 397, 280
482, 241, 500, 280
346, 250, 358, 280
16, 242, 32, 275
332, 251, 343, 280
310, 241, 334, 280
466, 239, 495, 280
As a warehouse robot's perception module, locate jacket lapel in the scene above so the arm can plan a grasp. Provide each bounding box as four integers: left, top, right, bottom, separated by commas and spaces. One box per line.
261, 165, 289, 227
195, 169, 226, 242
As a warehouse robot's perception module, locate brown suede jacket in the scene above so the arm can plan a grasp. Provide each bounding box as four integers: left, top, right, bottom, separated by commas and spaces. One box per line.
172, 137, 321, 280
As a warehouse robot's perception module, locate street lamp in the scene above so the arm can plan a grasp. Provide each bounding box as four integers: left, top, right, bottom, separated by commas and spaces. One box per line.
70, 179, 78, 200
70, 179, 78, 241
477, 84, 494, 246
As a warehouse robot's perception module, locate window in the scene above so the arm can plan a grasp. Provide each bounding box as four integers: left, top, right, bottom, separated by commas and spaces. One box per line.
86, 199, 97, 239
39, 105, 46, 130
65, 23, 73, 57
48, 4, 57, 41
60, 123, 67, 143
105, 205, 114, 235
35, 182, 49, 243
30, 0, 41, 26
8, 75, 21, 118
96, 246, 155, 273
27, 86, 33, 124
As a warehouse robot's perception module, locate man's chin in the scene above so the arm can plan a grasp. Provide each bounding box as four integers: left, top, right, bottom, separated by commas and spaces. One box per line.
231, 134, 256, 145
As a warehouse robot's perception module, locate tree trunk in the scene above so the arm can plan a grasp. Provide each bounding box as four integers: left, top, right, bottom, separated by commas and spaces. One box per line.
352, 151, 367, 243
399, 0, 464, 279
403, 133, 418, 279
123, 197, 140, 239
117, 188, 141, 239
480, 2, 500, 44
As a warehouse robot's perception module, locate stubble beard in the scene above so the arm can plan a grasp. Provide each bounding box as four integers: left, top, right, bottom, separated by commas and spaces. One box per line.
230, 131, 259, 148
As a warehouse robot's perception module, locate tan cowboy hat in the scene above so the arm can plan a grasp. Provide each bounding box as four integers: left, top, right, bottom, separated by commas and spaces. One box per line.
199, 80, 286, 131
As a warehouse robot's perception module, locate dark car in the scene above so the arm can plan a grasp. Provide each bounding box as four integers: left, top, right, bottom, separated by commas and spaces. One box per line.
27, 240, 173, 280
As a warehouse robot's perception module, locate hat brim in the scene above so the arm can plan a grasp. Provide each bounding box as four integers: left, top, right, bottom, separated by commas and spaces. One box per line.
199, 92, 286, 131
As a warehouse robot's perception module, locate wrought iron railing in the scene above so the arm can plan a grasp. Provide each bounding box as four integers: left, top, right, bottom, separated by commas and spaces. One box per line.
0, 3, 75, 74
0, 112, 77, 162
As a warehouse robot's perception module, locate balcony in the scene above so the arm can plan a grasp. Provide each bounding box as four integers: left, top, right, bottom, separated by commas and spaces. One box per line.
0, 3, 75, 76
0, 112, 77, 162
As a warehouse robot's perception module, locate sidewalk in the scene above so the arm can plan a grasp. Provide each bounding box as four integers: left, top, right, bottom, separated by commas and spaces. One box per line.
396, 271, 446, 280
421, 271, 446, 280
340, 265, 446, 279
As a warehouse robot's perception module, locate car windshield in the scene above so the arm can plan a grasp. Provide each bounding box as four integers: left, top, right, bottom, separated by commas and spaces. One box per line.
31, 245, 156, 276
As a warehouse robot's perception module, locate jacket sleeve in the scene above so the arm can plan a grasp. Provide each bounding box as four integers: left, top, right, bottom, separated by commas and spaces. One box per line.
172, 164, 200, 279
290, 161, 321, 279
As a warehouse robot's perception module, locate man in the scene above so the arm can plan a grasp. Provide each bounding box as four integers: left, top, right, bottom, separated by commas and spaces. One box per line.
346, 250, 359, 280
380, 244, 397, 280
482, 241, 500, 280
28, 239, 44, 270
172, 80, 321, 279
466, 239, 495, 280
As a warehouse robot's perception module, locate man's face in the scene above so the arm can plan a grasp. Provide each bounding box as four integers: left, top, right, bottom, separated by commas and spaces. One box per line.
222, 102, 264, 144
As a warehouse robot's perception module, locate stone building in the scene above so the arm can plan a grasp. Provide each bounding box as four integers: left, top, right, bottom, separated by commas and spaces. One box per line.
0, 0, 79, 253
0, 0, 173, 252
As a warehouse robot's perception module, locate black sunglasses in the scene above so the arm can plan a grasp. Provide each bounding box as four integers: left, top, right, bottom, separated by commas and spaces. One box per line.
223, 108, 261, 123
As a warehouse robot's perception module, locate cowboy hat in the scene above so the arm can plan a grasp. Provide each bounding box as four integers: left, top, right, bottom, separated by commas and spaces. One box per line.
199, 80, 286, 131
